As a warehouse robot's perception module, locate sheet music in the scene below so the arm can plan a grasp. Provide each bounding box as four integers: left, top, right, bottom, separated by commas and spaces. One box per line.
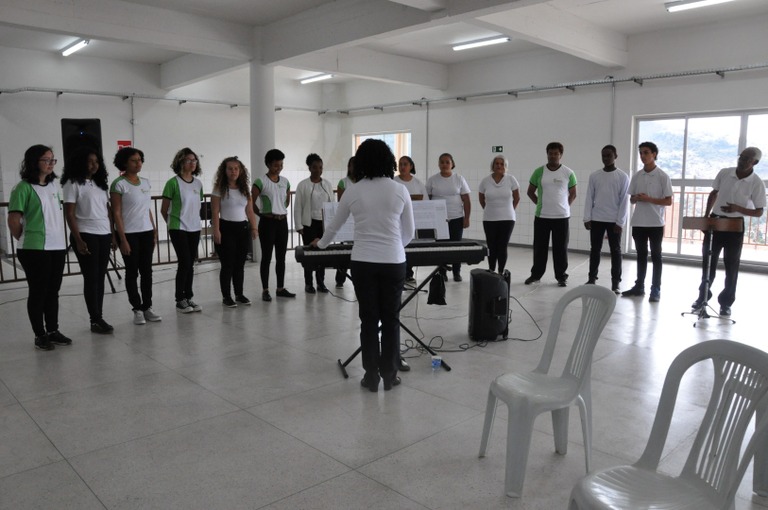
321, 199, 450, 243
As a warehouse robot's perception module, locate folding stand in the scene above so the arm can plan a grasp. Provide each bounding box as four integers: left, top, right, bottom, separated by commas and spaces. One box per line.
336, 264, 452, 378
680, 216, 742, 327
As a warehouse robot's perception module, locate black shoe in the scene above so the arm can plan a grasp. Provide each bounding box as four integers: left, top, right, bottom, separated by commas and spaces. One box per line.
305, 285, 316, 294
383, 376, 401, 391
586, 279, 596, 285
360, 374, 380, 392
611, 281, 621, 294
317, 284, 329, 293
719, 306, 732, 317
524, 276, 539, 285
453, 274, 463, 282
262, 291, 272, 302
35, 335, 55, 351
235, 295, 251, 305
557, 280, 567, 287
90, 319, 113, 334
335, 282, 344, 289
399, 358, 411, 372
48, 330, 72, 345
441, 272, 448, 282
276, 288, 296, 298
691, 299, 705, 312
621, 286, 645, 297
222, 297, 237, 308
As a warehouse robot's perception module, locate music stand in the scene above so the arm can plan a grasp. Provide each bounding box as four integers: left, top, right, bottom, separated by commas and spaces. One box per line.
680, 216, 742, 326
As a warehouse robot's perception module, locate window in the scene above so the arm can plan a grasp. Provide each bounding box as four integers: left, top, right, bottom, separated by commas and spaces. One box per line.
353, 131, 412, 160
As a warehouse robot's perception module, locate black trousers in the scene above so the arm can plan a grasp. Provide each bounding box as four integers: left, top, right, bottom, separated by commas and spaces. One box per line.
169, 230, 201, 301
300, 219, 325, 286
447, 217, 464, 277
215, 219, 250, 299
483, 220, 515, 273
17, 249, 66, 337
698, 221, 744, 307
530, 217, 570, 281
258, 216, 288, 289
71, 232, 112, 322
631, 226, 663, 289
123, 230, 155, 311
588, 221, 622, 284
351, 261, 406, 381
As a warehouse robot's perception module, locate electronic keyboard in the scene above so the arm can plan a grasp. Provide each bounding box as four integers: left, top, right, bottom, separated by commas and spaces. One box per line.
295, 241, 486, 269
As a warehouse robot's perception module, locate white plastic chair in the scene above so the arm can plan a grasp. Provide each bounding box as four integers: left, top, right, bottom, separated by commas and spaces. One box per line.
478, 284, 617, 498
569, 339, 768, 510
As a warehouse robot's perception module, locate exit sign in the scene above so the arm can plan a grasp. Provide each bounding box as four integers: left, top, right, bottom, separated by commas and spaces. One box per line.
492, 146, 503, 153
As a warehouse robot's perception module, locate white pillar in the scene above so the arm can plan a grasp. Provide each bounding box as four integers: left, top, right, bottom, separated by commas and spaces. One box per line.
250, 61, 275, 169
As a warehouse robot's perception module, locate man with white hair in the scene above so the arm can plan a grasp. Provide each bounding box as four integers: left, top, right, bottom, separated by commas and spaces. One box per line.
691, 147, 765, 317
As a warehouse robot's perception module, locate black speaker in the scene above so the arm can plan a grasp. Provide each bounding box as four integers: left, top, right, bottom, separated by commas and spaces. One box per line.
468, 269, 510, 341
61, 118, 103, 168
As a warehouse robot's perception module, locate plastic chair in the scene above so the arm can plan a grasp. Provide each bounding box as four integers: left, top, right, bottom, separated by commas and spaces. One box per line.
569, 339, 768, 510
478, 284, 617, 498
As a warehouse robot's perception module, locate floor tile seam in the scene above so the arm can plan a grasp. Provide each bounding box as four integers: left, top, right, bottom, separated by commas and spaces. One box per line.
349, 469, 435, 510
251, 470, 357, 510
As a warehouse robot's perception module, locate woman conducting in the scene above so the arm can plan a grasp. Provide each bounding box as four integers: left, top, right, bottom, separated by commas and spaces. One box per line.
312, 139, 414, 392
62, 146, 115, 334
479, 155, 520, 273
8, 145, 71, 350
111, 147, 161, 325
211, 156, 258, 307
294, 153, 334, 294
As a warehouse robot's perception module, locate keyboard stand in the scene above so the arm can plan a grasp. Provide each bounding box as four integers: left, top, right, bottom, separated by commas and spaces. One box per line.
336, 264, 452, 378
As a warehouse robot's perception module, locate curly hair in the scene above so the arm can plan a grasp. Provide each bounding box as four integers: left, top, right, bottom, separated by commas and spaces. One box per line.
113, 147, 144, 173
213, 157, 251, 198
353, 139, 396, 180
61, 146, 109, 190
305, 153, 322, 168
171, 147, 202, 176
20, 144, 57, 184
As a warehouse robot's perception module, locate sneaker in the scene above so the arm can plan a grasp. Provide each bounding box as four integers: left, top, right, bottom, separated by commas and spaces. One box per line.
305, 285, 316, 294
35, 335, 55, 351
48, 330, 72, 345
335, 282, 344, 289
453, 274, 463, 282
399, 357, 411, 372
317, 284, 329, 293
557, 280, 567, 287
176, 299, 194, 313
586, 279, 596, 285
406, 277, 417, 284
524, 276, 539, 285
691, 299, 705, 312
143, 308, 162, 322
276, 288, 296, 298
134, 310, 147, 325
383, 376, 402, 391
719, 306, 731, 317
90, 320, 114, 334
621, 286, 645, 297
187, 300, 202, 312
612, 285, 621, 294
262, 291, 272, 302
235, 296, 251, 306
222, 297, 237, 308
649, 287, 660, 303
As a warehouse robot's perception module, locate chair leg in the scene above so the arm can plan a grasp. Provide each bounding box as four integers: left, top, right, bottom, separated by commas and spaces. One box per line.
552, 407, 570, 455
576, 395, 592, 473
504, 405, 535, 498
479, 388, 498, 458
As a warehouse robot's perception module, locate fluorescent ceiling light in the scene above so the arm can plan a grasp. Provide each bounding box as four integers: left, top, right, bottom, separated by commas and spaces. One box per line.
62, 39, 89, 57
300, 74, 333, 85
452, 36, 509, 52
665, 0, 736, 13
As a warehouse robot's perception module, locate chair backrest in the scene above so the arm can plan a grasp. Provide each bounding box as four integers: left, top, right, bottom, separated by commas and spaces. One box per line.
534, 285, 617, 381
636, 340, 768, 508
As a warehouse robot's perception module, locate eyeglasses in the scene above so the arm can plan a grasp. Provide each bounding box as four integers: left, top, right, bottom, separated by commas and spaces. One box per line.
39, 158, 58, 165
184, 158, 198, 164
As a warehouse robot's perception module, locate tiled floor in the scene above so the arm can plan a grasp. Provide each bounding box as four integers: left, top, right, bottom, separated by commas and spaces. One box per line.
1, 246, 767, 509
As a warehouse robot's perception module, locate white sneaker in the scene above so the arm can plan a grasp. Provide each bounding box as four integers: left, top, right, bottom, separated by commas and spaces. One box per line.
187, 300, 202, 312
133, 310, 146, 325
176, 299, 194, 314
143, 308, 162, 322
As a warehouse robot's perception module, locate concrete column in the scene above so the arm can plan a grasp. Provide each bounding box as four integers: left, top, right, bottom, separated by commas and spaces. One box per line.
250, 61, 275, 169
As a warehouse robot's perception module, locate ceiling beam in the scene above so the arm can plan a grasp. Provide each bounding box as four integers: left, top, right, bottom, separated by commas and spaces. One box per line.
161, 55, 249, 90
0, 0, 254, 60
283, 46, 448, 89
474, 3, 627, 68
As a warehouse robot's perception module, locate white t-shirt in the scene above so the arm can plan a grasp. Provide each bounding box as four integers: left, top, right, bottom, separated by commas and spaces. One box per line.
318, 177, 415, 264
478, 174, 520, 222
110, 176, 153, 234
583, 168, 630, 225
63, 180, 111, 235
711, 167, 766, 217
394, 175, 428, 198
629, 166, 673, 227
426, 173, 470, 219
212, 187, 249, 222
